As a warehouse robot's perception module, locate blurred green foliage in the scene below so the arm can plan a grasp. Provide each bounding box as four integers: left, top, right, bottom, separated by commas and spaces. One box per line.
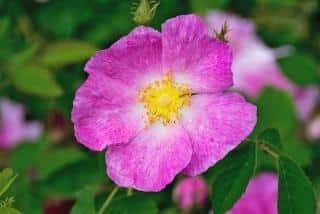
0, 0, 319, 213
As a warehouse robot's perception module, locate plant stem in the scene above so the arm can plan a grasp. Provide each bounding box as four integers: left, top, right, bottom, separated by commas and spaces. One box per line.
256, 141, 279, 159
98, 186, 120, 214
127, 188, 133, 196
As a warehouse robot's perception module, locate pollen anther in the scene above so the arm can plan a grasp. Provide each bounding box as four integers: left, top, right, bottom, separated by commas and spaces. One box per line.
139, 73, 191, 126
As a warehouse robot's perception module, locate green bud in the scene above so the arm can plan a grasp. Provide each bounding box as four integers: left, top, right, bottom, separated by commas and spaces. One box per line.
213, 21, 230, 43
132, 0, 159, 25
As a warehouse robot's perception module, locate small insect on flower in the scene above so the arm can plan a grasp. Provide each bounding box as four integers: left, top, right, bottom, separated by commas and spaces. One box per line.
0, 99, 43, 149
72, 15, 257, 192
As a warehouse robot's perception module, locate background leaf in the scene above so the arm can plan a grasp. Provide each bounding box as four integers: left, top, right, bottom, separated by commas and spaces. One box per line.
282, 138, 312, 167
209, 142, 257, 214
71, 187, 96, 214
0, 207, 22, 214
40, 40, 97, 67
278, 52, 320, 86
9, 63, 63, 97
190, 0, 230, 14
104, 195, 158, 214
278, 156, 316, 214
253, 87, 298, 138
36, 148, 86, 181
258, 128, 282, 152
0, 168, 17, 197
39, 157, 104, 197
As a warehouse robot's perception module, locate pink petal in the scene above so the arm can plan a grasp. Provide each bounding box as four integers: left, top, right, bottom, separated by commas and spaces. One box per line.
307, 115, 320, 140
173, 177, 209, 209
294, 87, 319, 120
72, 72, 145, 151
205, 10, 255, 51
23, 122, 43, 140
181, 93, 257, 176
231, 40, 293, 97
84, 26, 162, 88
106, 122, 192, 192
0, 99, 42, 149
228, 172, 278, 214
162, 14, 233, 93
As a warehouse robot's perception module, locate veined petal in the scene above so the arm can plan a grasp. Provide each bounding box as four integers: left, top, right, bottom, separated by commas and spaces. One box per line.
227, 173, 278, 214
85, 26, 162, 88
106, 122, 192, 192
162, 14, 233, 93
72, 72, 145, 151
181, 93, 256, 176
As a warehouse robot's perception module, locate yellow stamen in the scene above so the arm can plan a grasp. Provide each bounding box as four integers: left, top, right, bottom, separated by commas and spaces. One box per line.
139, 73, 191, 126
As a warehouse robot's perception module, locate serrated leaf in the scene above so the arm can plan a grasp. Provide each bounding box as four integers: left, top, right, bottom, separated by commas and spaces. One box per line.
278, 52, 320, 86
105, 195, 158, 214
9, 63, 63, 97
0, 168, 17, 197
253, 87, 298, 138
36, 148, 86, 181
209, 142, 257, 214
71, 187, 96, 214
40, 40, 97, 67
258, 128, 282, 152
0, 207, 22, 214
278, 156, 316, 214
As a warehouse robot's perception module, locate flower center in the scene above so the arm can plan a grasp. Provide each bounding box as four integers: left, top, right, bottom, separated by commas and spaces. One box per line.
139, 73, 192, 126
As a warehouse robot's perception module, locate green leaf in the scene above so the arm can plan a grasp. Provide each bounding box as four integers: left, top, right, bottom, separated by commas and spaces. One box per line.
8, 44, 40, 67
9, 63, 63, 97
258, 128, 282, 152
36, 148, 86, 181
253, 87, 298, 138
190, 0, 230, 14
278, 156, 316, 214
282, 138, 312, 167
0, 207, 22, 214
40, 40, 97, 67
257, 0, 299, 6
40, 158, 104, 197
71, 187, 96, 214
209, 142, 257, 214
105, 195, 158, 214
0, 16, 10, 39
9, 137, 48, 173
83, 1, 133, 46
35, 0, 94, 37
4, 177, 43, 214
0, 169, 18, 197
278, 52, 320, 86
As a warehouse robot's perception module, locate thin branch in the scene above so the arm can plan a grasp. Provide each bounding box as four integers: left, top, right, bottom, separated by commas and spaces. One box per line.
98, 186, 120, 214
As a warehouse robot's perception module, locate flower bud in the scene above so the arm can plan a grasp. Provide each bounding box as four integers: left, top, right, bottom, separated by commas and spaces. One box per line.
132, 0, 159, 25
173, 177, 209, 210
213, 21, 230, 43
